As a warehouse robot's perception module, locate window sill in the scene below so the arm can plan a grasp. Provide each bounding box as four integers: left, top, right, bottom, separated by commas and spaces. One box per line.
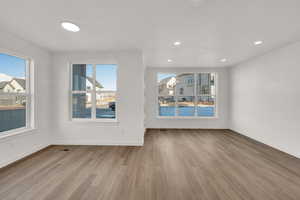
71, 119, 119, 123
0, 127, 36, 140
157, 116, 219, 119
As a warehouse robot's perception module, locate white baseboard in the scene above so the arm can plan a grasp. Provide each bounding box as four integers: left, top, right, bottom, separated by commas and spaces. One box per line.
0, 143, 50, 169
53, 140, 144, 146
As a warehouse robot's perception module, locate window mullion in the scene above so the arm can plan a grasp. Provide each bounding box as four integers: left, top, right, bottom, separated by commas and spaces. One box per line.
26, 59, 30, 128
175, 73, 178, 116
92, 64, 96, 119
70, 63, 73, 120
26, 94, 30, 129
194, 73, 197, 116
214, 73, 217, 117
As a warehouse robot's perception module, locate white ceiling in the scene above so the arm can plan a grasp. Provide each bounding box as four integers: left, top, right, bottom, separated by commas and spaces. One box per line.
0, 0, 299, 67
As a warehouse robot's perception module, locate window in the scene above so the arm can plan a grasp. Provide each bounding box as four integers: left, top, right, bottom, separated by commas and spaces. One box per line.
157, 72, 216, 117
0, 53, 32, 133
71, 64, 117, 120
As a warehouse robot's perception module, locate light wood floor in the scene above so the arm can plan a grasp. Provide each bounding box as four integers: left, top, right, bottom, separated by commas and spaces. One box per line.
1, 129, 300, 200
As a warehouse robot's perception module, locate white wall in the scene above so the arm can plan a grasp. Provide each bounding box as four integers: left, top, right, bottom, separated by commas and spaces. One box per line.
230, 42, 300, 158
145, 67, 229, 129
52, 51, 145, 145
1, 29, 299, 169
0, 29, 52, 168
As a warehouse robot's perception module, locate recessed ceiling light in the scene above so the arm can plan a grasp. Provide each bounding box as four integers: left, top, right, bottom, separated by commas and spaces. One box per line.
220, 58, 227, 62
167, 59, 173, 63
254, 40, 263, 46
173, 41, 181, 46
61, 22, 80, 32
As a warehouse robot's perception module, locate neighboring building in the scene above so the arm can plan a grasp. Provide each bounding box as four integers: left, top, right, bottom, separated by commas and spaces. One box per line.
176, 73, 194, 96
10, 78, 26, 93
86, 76, 103, 91
158, 76, 176, 96
158, 74, 194, 96
0, 81, 14, 93
198, 73, 215, 95
0, 78, 26, 93
158, 73, 215, 96
86, 76, 104, 103
96, 92, 116, 106
0, 77, 26, 106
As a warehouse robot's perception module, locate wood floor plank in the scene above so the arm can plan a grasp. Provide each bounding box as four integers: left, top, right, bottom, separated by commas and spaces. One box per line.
1, 129, 300, 200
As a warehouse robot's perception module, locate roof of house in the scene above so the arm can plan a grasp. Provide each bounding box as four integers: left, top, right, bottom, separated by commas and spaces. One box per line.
177, 73, 194, 78
159, 77, 173, 84
0, 78, 26, 90
86, 76, 103, 89
12, 78, 26, 89
0, 81, 10, 89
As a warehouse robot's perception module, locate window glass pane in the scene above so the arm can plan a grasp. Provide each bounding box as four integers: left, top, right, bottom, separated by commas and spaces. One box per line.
197, 73, 215, 95
96, 64, 117, 119
0, 95, 26, 132
157, 73, 176, 96
96, 93, 116, 119
95, 64, 117, 92
176, 73, 194, 96
72, 93, 91, 118
158, 96, 175, 116
197, 96, 215, 117
72, 64, 93, 91
178, 96, 195, 116
0, 53, 26, 93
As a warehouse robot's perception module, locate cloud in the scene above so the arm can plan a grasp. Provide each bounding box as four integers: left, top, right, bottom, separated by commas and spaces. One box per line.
0, 73, 13, 82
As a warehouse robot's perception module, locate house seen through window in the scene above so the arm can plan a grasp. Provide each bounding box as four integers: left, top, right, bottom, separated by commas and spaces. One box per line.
72, 64, 117, 120
157, 72, 216, 117
0, 53, 31, 133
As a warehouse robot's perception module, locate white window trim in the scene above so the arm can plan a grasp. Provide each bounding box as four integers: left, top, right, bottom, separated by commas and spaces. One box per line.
69, 63, 118, 122
156, 72, 218, 119
0, 50, 34, 138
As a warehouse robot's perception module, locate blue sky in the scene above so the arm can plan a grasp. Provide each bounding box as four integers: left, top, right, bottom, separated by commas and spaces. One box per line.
96, 64, 117, 90
1, 53, 116, 90
157, 73, 176, 82
85, 64, 117, 90
0, 53, 26, 78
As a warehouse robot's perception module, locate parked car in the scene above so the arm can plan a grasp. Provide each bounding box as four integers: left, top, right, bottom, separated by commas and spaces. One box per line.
109, 102, 115, 111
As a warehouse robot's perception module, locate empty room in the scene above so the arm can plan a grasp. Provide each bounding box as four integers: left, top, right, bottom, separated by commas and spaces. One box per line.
0, 0, 300, 199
